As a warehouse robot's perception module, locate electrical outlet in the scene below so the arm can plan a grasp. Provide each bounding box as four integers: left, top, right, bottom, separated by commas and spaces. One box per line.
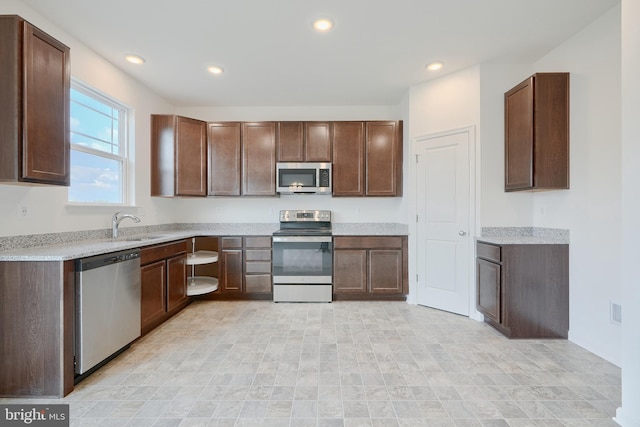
610, 301, 622, 325
17, 205, 31, 218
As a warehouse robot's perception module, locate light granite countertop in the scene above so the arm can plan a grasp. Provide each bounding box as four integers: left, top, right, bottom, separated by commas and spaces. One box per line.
477, 227, 569, 245
0, 223, 408, 261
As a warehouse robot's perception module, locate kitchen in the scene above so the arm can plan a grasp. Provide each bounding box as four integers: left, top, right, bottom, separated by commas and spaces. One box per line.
0, 0, 639, 425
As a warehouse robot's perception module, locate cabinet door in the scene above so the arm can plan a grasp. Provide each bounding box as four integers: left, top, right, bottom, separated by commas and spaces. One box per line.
366, 121, 402, 196
220, 249, 243, 293
22, 22, 70, 185
175, 117, 207, 196
209, 122, 242, 196
504, 77, 534, 191
368, 249, 403, 293
166, 254, 187, 311
332, 122, 365, 196
242, 122, 276, 196
141, 260, 166, 330
277, 122, 304, 162
305, 122, 332, 162
476, 258, 501, 323
333, 249, 367, 293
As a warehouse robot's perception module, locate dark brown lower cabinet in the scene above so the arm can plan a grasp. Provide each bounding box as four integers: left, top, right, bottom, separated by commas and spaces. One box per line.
0, 260, 75, 397
333, 236, 408, 300
219, 237, 244, 295
140, 240, 189, 335
476, 241, 569, 338
244, 236, 272, 294
202, 236, 272, 299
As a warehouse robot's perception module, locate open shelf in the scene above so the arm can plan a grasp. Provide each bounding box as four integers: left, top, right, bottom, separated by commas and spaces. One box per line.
186, 250, 218, 265
186, 240, 219, 296
187, 276, 219, 296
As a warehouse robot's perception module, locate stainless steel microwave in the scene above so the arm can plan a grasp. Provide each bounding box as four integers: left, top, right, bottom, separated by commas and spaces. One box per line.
276, 162, 332, 195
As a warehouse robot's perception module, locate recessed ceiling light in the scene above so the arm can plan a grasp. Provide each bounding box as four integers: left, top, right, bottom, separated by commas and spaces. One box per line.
125, 54, 145, 65
313, 18, 333, 32
426, 61, 444, 71
207, 65, 224, 75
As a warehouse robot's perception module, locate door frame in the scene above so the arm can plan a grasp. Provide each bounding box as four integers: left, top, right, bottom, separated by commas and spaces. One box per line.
408, 125, 482, 320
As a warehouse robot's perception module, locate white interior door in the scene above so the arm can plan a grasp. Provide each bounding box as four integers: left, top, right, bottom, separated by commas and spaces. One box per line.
415, 129, 471, 315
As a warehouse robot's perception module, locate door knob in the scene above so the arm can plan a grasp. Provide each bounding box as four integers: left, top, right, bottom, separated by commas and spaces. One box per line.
458, 230, 467, 236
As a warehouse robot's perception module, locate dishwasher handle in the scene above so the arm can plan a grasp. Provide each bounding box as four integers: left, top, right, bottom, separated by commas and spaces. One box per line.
76, 249, 141, 272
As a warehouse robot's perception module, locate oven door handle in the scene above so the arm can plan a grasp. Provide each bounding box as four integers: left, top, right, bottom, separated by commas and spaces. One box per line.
272, 236, 332, 243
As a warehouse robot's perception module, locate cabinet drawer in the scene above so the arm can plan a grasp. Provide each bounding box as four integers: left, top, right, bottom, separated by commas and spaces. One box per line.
245, 249, 271, 261
245, 274, 272, 293
477, 242, 501, 263
141, 240, 187, 265
245, 236, 271, 248
245, 261, 271, 274
221, 237, 243, 249
334, 236, 403, 249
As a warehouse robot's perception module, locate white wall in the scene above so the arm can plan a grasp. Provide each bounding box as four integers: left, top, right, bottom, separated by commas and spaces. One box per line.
403, 5, 623, 367
531, 5, 622, 365
406, 66, 481, 305
479, 64, 534, 226
0, 0, 174, 237
617, 0, 640, 424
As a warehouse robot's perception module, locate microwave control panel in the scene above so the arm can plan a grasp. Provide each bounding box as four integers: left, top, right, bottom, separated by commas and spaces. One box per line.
319, 169, 331, 187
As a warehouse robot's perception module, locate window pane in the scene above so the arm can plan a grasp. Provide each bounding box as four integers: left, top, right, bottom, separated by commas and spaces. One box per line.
71, 102, 119, 154
71, 88, 113, 115
71, 132, 114, 153
69, 150, 123, 204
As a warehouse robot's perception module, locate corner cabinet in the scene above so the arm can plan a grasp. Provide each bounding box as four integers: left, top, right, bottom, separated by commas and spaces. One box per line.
476, 241, 569, 338
332, 121, 403, 196
333, 236, 408, 300
151, 115, 208, 197
0, 15, 70, 186
186, 238, 219, 296
505, 73, 569, 191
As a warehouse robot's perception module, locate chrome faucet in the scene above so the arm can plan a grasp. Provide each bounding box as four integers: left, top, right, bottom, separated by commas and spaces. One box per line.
111, 211, 141, 239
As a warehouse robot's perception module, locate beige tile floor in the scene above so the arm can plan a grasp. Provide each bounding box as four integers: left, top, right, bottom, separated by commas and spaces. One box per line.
8, 300, 622, 426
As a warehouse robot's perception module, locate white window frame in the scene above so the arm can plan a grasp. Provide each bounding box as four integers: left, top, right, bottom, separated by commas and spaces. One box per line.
68, 80, 133, 206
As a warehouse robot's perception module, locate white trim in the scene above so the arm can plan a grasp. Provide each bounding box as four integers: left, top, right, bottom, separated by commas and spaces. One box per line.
409, 125, 481, 320
69, 78, 132, 205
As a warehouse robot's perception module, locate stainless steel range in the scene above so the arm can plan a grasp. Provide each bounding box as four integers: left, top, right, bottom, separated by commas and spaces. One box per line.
272, 210, 332, 302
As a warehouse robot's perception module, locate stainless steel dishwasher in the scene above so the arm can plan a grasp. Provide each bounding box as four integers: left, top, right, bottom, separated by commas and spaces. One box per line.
75, 248, 141, 377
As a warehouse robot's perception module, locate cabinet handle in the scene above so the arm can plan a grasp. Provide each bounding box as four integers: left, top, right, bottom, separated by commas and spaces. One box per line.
458, 230, 467, 236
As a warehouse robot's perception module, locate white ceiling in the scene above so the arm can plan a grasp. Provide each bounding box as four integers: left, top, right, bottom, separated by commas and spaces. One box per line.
21, 0, 618, 107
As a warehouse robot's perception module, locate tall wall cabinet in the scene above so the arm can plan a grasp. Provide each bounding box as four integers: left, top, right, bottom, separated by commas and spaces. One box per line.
0, 15, 70, 186
504, 73, 569, 191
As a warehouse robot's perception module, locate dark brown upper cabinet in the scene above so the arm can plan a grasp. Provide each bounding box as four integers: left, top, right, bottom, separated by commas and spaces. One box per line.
151, 115, 207, 197
0, 15, 70, 186
333, 121, 402, 197
332, 121, 366, 196
276, 121, 332, 162
208, 122, 242, 196
504, 73, 569, 191
366, 121, 403, 196
242, 122, 277, 196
